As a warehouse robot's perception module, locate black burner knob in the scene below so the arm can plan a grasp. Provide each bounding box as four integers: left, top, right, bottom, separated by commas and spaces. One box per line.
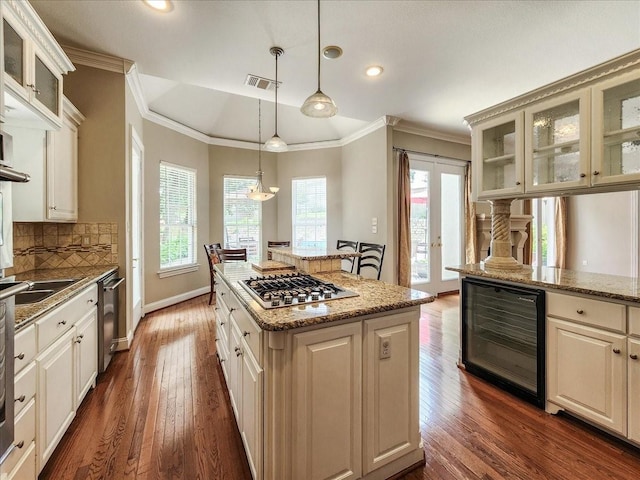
311, 291, 320, 301
271, 298, 280, 307
284, 295, 293, 305
297, 294, 307, 303
323, 290, 332, 299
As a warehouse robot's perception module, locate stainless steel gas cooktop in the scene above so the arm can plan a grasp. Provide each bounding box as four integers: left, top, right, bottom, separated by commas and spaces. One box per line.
239, 272, 359, 309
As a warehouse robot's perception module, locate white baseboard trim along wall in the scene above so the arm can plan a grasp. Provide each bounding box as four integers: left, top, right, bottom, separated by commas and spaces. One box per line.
143, 286, 210, 315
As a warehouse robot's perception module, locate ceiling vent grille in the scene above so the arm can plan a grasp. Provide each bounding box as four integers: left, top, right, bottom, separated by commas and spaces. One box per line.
245, 74, 280, 91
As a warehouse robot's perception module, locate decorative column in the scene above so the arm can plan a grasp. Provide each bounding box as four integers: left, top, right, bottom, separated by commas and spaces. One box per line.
484, 198, 521, 270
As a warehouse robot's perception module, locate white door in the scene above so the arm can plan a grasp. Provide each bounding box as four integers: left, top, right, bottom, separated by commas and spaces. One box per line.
409, 155, 465, 294
130, 127, 144, 332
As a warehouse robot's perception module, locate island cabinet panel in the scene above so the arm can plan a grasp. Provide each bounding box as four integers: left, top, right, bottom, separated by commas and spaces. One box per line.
629, 337, 640, 443
363, 313, 419, 474
291, 323, 363, 480
241, 349, 263, 480
547, 318, 627, 435
228, 321, 244, 425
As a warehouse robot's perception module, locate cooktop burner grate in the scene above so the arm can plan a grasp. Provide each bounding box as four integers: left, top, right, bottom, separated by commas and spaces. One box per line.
239, 272, 359, 309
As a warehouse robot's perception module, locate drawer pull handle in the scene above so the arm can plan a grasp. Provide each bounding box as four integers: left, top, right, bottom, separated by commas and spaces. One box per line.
15, 441, 24, 449
631, 354, 639, 360
220, 358, 226, 363
515, 181, 521, 186
236, 351, 242, 357
243, 331, 250, 337
229, 308, 236, 313
593, 170, 600, 176
15, 395, 25, 403
579, 173, 586, 178
234, 346, 240, 353
613, 348, 621, 354
576, 309, 584, 315
15, 352, 25, 360
75, 334, 84, 344
58, 320, 67, 326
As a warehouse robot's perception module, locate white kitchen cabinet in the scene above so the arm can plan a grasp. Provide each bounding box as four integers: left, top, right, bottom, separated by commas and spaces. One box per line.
1, 1, 73, 129
8, 98, 84, 223
291, 322, 362, 480
74, 307, 98, 409
591, 69, 640, 186
628, 337, 640, 443
228, 321, 243, 424
36, 328, 76, 471
547, 317, 627, 435
472, 111, 524, 199
6, 442, 35, 480
240, 348, 263, 480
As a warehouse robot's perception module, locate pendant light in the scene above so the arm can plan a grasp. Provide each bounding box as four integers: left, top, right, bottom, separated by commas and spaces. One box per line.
300, 0, 337, 118
264, 47, 288, 152
248, 99, 279, 201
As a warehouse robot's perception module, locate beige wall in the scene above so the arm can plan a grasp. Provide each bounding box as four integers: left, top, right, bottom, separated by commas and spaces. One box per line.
277, 147, 342, 248
567, 191, 637, 276
208, 145, 278, 259
143, 120, 210, 304
64, 65, 128, 336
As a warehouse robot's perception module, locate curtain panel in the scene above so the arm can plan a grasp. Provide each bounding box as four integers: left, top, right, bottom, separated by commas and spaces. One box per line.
464, 162, 477, 264
397, 151, 412, 287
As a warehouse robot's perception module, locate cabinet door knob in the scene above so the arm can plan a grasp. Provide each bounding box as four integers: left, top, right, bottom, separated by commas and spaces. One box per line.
236, 351, 242, 357
243, 331, 250, 337
579, 173, 586, 178
631, 354, 638, 360
15, 395, 25, 403
220, 358, 226, 363
58, 320, 67, 326
613, 348, 621, 354
27, 83, 40, 94
229, 308, 236, 313
515, 181, 521, 186
15, 441, 24, 449
220, 321, 225, 326
593, 171, 600, 176
15, 352, 25, 360
220, 292, 225, 296
576, 309, 584, 315
87, 299, 94, 304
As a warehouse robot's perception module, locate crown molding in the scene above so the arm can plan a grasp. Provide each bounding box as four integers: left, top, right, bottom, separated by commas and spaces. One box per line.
465, 47, 640, 126
126, 64, 149, 116
4, 0, 74, 73
394, 122, 471, 145
63, 45, 134, 74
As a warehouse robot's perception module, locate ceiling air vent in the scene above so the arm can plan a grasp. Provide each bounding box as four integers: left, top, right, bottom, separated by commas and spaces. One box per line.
245, 74, 280, 91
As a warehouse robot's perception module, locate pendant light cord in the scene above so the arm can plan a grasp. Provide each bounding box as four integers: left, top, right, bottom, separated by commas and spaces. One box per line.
316, 0, 321, 91
275, 52, 279, 136
258, 99, 262, 171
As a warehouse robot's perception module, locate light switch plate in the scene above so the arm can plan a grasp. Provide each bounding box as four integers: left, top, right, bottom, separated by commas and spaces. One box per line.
380, 338, 391, 359
372, 225, 378, 234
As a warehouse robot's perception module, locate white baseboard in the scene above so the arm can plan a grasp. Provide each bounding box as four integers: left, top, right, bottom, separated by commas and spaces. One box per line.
143, 286, 210, 315
114, 329, 133, 351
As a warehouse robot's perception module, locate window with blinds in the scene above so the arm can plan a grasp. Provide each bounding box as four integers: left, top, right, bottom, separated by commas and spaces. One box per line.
223, 176, 261, 262
159, 162, 197, 270
292, 177, 327, 249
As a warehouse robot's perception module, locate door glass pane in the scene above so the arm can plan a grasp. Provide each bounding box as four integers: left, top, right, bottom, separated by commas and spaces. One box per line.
482, 120, 516, 191
602, 78, 640, 177
410, 169, 430, 283
35, 56, 59, 115
531, 100, 581, 185
3, 20, 23, 84
441, 173, 461, 281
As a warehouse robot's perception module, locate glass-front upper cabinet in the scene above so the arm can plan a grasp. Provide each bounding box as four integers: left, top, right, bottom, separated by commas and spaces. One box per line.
592, 70, 640, 186
472, 111, 524, 199
524, 88, 591, 193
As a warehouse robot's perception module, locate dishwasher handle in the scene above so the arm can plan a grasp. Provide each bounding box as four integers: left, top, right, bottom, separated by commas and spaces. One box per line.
104, 278, 125, 291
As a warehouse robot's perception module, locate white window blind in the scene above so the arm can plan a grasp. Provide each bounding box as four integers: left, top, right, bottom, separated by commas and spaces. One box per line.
292, 177, 327, 249
159, 162, 197, 270
223, 176, 261, 262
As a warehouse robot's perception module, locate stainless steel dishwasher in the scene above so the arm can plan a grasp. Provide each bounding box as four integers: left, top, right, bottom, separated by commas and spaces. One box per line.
98, 271, 124, 373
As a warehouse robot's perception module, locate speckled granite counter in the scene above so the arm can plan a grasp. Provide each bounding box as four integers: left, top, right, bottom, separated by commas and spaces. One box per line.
215, 262, 434, 331
6, 265, 118, 331
268, 247, 360, 274
447, 263, 640, 303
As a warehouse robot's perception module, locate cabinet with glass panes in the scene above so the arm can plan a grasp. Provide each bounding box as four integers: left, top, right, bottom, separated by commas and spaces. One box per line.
524, 88, 591, 193
472, 111, 524, 199
592, 69, 640, 186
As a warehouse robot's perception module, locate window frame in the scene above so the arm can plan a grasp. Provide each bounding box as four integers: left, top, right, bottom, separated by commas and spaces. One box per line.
291, 176, 327, 250
158, 161, 198, 277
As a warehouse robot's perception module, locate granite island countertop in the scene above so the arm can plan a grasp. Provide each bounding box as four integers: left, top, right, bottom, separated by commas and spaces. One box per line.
7, 265, 118, 331
447, 263, 640, 303
266, 246, 360, 260
215, 262, 434, 331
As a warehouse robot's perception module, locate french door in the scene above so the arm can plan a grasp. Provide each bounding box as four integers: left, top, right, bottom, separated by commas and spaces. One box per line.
409, 155, 465, 294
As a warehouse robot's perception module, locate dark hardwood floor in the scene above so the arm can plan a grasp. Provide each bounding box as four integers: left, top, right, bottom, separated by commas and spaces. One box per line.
40, 294, 640, 479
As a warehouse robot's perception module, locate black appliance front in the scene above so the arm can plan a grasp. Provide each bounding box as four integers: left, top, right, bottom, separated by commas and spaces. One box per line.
462, 277, 545, 408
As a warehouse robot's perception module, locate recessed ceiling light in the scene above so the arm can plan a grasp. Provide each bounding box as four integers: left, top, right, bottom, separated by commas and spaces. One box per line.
366, 66, 383, 77
322, 46, 343, 60
143, 0, 173, 12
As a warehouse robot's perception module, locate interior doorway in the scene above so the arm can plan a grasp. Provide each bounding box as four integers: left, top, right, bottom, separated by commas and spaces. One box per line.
130, 126, 144, 334
409, 154, 466, 295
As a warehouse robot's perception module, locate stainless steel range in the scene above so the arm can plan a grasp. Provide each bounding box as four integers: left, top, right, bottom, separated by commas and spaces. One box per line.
240, 272, 358, 309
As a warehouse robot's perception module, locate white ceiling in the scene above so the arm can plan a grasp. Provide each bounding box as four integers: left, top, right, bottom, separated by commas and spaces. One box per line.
30, 0, 640, 146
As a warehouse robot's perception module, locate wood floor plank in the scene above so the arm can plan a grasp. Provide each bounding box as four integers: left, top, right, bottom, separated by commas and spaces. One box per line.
40, 294, 640, 480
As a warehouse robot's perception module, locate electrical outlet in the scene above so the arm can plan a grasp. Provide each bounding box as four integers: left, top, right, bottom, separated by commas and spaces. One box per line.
372, 225, 378, 234
380, 338, 391, 359
82, 235, 91, 246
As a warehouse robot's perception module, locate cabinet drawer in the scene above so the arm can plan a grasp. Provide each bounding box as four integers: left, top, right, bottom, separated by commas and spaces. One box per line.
215, 298, 231, 340
6, 441, 35, 480
231, 307, 261, 362
37, 284, 97, 351
14, 325, 36, 374
13, 362, 35, 416
2, 398, 36, 475
630, 307, 640, 337
547, 291, 626, 332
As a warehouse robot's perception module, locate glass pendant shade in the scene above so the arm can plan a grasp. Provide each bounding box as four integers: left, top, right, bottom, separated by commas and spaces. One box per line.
300, 89, 338, 118
264, 133, 288, 152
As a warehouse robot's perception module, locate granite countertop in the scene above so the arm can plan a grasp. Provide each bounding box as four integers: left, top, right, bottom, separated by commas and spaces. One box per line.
447, 263, 640, 303
215, 262, 434, 331
7, 265, 118, 331
267, 246, 360, 260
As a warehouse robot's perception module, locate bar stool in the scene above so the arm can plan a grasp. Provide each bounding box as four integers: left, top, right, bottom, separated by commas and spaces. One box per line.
217, 248, 248, 262
204, 243, 221, 305
336, 239, 358, 273
267, 240, 290, 260
356, 242, 386, 280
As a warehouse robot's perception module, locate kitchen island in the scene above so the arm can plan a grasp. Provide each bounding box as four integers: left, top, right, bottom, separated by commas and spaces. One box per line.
448, 263, 640, 448
267, 246, 360, 274
214, 262, 434, 480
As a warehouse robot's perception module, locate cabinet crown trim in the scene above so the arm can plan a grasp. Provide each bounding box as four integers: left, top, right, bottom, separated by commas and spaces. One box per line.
63, 46, 135, 75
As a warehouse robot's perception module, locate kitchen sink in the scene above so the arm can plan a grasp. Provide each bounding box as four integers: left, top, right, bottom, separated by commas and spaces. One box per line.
15, 290, 56, 305
30, 279, 79, 291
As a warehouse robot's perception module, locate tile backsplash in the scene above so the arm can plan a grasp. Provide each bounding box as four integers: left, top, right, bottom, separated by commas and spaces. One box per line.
9, 222, 118, 275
